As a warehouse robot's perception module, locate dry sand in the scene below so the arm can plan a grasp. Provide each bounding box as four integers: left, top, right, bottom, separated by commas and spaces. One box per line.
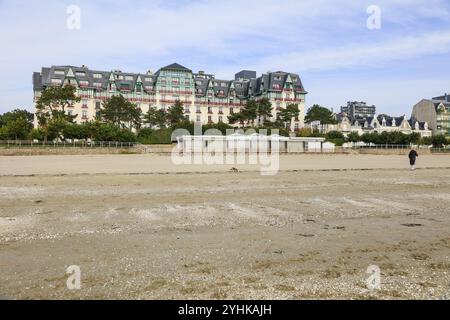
0, 154, 449, 300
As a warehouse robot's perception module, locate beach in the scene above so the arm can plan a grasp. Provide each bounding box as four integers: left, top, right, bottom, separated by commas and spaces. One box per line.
0, 154, 449, 299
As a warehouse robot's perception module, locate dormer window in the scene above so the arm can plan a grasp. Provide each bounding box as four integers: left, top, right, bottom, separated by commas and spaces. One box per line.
51, 78, 62, 85
76, 71, 86, 77
274, 75, 282, 81
93, 73, 102, 79
54, 70, 65, 75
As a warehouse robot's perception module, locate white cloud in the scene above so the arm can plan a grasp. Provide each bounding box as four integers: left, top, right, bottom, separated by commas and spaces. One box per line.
245, 31, 450, 74
0, 0, 450, 113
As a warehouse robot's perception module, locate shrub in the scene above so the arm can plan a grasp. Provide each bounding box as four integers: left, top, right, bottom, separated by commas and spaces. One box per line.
325, 131, 344, 140
431, 135, 447, 148
28, 128, 46, 141
137, 128, 172, 144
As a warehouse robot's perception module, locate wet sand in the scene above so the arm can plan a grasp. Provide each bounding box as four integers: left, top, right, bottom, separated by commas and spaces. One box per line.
0, 155, 449, 299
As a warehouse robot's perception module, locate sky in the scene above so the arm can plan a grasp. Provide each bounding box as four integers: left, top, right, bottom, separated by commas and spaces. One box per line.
1, 0, 450, 115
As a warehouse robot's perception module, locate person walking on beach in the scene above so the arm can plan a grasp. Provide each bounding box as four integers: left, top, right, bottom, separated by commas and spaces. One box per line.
408, 148, 419, 171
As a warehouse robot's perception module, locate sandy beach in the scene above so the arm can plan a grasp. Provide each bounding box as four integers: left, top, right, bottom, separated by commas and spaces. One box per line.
0, 154, 449, 299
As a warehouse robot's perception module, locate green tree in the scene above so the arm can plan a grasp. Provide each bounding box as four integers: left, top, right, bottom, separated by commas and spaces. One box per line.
346, 132, 360, 143
98, 95, 142, 130
0, 109, 34, 140
144, 106, 167, 129
4, 117, 31, 140
257, 98, 273, 124
0, 109, 34, 127
34, 85, 80, 141
431, 135, 447, 148
227, 112, 246, 127
241, 100, 258, 125
35, 85, 79, 127
304, 105, 337, 125
408, 132, 421, 144
167, 100, 185, 127
278, 104, 300, 129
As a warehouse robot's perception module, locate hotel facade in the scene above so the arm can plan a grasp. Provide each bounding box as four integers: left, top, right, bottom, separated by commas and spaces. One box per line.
33, 63, 307, 131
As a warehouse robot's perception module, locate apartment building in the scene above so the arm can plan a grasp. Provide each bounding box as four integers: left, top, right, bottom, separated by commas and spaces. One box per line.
33, 63, 307, 131
412, 93, 450, 136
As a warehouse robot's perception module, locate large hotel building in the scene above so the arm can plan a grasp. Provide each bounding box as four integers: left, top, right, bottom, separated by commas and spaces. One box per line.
33, 63, 307, 130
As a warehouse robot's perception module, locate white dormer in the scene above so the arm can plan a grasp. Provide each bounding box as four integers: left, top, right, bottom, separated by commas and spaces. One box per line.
67, 68, 75, 78
415, 122, 420, 130
391, 118, 396, 127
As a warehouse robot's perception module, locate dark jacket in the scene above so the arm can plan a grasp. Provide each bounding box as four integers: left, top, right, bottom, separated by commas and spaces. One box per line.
408, 150, 418, 159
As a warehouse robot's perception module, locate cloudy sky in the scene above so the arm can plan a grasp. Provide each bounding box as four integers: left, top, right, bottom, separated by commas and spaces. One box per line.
1, 0, 450, 115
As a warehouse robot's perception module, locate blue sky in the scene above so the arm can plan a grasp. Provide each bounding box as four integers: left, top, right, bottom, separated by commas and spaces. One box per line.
1, 0, 450, 115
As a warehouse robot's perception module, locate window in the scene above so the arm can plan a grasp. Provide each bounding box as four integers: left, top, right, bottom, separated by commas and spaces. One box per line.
95, 101, 101, 109
221, 82, 227, 87
82, 110, 88, 118
196, 115, 201, 122
184, 106, 190, 113
93, 73, 102, 79
219, 107, 223, 114
125, 76, 133, 81
145, 77, 153, 82
208, 107, 213, 114
273, 84, 281, 90
79, 80, 89, 87
230, 108, 234, 114
93, 82, 102, 88
82, 99, 88, 107
208, 116, 212, 123
185, 115, 190, 121
196, 106, 201, 113
51, 78, 62, 85
54, 70, 65, 75
274, 75, 282, 81
219, 116, 223, 123
76, 71, 86, 77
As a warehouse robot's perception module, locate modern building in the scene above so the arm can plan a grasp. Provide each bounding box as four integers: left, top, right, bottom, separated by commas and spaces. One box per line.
412, 93, 450, 136
340, 101, 376, 120
337, 114, 432, 137
33, 63, 307, 131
